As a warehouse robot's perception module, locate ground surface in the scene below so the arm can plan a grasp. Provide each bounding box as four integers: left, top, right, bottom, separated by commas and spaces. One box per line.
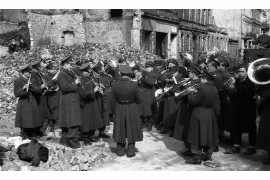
1, 119, 270, 171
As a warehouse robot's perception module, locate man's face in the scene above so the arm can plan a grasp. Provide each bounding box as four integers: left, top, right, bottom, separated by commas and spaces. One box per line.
11, 39, 16, 44
23, 71, 31, 78
207, 63, 216, 73
238, 67, 247, 79
63, 63, 71, 71
146, 66, 153, 72
199, 63, 206, 69
168, 63, 176, 68
188, 72, 194, 79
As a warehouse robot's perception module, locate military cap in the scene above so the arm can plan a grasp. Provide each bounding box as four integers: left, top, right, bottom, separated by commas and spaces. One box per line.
60, 56, 71, 65
145, 61, 155, 68
75, 60, 83, 66
80, 63, 90, 71
19, 64, 31, 72
119, 65, 132, 75
45, 63, 54, 70
31, 59, 41, 67
197, 57, 207, 65
168, 59, 179, 66
262, 27, 270, 32
220, 59, 229, 68
154, 59, 163, 66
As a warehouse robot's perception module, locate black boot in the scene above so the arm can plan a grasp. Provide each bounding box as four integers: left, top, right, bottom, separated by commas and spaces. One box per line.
59, 137, 68, 146
66, 138, 80, 149
147, 122, 152, 132
99, 131, 110, 138
116, 143, 126, 156
126, 143, 136, 157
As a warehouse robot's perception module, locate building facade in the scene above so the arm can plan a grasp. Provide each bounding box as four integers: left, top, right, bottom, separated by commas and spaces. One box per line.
212, 9, 270, 58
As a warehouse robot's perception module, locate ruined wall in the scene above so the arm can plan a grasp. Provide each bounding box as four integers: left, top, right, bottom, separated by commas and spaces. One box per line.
83, 9, 134, 47
28, 12, 85, 47
0, 22, 19, 34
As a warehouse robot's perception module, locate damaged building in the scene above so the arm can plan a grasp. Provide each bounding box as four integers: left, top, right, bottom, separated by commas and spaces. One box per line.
1, 9, 269, 59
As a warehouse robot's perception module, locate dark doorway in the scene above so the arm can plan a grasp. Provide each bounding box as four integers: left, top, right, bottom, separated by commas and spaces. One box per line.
110, 9, 123, 18
156, 32, 168, 58
141, 30, 152, 52
192, 35, 198, 60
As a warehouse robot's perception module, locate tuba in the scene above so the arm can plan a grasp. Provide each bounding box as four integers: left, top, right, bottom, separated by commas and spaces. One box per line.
247, 58, 270, 85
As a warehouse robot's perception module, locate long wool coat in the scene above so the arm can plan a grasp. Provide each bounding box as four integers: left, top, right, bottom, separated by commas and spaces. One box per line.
187, 81, 220, 147
139, 70, 158, 117
31, 70, 46, 121
256, 85, 270, 152
162, 75, 182, 128
233, 77, 256, 133
173, 79, 201, 141
77, 74, 104, 132
112, 78, 143, 144
43, 73, 60, 121
58, 69, 81, 128
14, 76, 43, 128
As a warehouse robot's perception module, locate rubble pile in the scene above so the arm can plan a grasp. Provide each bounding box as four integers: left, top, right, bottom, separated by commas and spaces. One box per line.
0, 136, 112, 171
0, 43, 164, 122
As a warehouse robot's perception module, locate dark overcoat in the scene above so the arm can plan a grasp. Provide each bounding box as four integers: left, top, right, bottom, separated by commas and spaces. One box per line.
256, 85, 270, 152
173, 79, 201, 141
94, 76, 110, 126
233, 77, 256, 133
162, 75, 182, 128
139, 70, 158, 117
77, 74, 104, 132
111, 78, 143, 144
14, 76, 43, 128
99, 74, 114, 115
187, 81, 220, 147
58, 69, 81, 128
43, 73, 60, 120
31, 70, 46, 121
218, 69, 231, 131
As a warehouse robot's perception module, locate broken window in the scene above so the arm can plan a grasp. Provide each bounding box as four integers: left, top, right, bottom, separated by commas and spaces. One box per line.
63, 31, 75, 46
141, 30, 152, 52
156, 32, 168, 58
110, 9, 123, 18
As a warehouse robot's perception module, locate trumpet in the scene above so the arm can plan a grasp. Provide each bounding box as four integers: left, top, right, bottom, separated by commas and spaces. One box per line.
174, 83, 201, 97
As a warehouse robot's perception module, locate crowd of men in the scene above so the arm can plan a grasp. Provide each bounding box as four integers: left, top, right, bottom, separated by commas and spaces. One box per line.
13, 48, 270, 165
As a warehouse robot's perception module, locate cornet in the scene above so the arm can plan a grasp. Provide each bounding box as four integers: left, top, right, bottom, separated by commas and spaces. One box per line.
26, 74, 32, 93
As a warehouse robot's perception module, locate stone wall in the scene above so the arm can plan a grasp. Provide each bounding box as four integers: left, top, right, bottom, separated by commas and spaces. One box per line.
28, 12, 86, 47
83, 9, 134, 47
0, 22, 19, 34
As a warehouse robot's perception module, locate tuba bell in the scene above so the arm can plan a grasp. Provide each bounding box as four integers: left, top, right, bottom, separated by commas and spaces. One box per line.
247, 58, 270, 85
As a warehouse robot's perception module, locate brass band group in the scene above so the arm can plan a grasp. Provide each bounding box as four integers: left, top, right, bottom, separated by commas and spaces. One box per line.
13, 50, 270, 165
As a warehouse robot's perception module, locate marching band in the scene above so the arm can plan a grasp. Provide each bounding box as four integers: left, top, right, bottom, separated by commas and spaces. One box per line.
13, 52, 270, 165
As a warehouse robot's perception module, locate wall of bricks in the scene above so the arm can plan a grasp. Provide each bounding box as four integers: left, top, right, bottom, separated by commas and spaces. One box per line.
28, 12, 86, 47
83, 9, 134, 47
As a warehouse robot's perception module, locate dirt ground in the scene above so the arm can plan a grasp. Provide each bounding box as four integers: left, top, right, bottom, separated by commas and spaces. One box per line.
1, 119, 270, 171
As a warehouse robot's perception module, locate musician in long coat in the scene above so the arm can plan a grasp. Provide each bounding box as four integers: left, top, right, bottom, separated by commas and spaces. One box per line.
58, 56, 82, 149
30, 59, 47, 136
111, 65, 142, 157
186, 72, 220, 164
162, 66, 186, 137
77, 63, 104, 144
14, 64, 43, 139
139, 61, 158, 131
173, 65, 202, 156
42, 63, 60, 136
256, 84, 270, 164
92, 62, 110, 139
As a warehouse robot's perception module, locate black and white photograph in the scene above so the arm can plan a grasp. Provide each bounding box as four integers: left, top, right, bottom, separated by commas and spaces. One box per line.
1, 0, 270, 174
